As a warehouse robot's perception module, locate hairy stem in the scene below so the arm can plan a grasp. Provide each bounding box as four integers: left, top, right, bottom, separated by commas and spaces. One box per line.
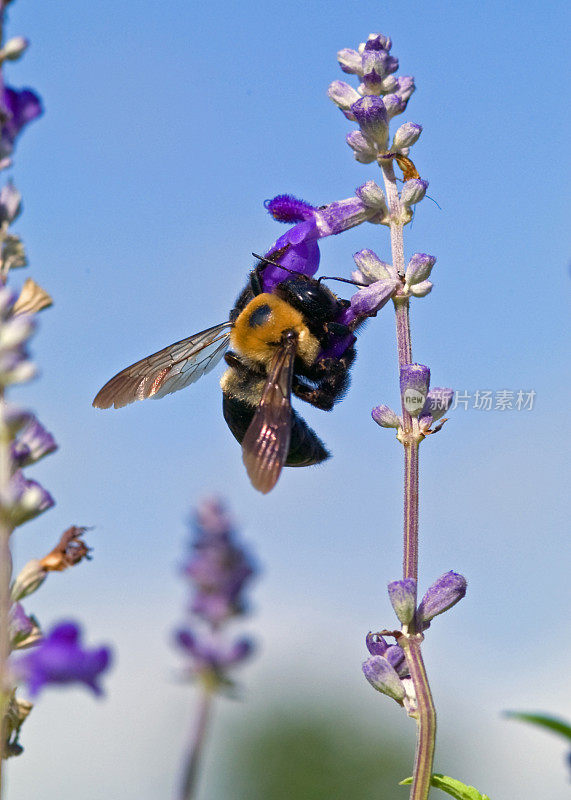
381, 159, 436, 797
403, 636, 437, 800
402, 439, 419, 582
179, 688, 214, 800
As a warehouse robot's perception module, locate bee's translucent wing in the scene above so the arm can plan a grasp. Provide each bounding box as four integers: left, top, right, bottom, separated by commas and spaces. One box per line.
93, 322, 232, 410
241, 332, 297, 494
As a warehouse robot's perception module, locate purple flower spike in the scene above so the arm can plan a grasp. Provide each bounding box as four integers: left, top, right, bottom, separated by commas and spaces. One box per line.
362, 655, 405, 702
265, 194, 316, 224
0, 87, 43, 167
351, 96, 389, 149
185, 498, 256, 626
371, 404, 401, 429
418, 571, 467, 625
16, 621, 111, 696
387, 578, 417, 625
400, 364, 430, 417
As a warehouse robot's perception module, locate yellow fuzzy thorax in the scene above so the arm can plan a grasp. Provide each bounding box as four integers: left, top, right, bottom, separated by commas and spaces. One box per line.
230, 293, 320, 368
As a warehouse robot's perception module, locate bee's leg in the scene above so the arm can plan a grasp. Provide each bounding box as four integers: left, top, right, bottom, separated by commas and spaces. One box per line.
293, 348, 356, 410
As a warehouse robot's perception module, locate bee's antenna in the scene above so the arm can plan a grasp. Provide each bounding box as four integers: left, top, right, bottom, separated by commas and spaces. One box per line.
251, 253, 368, 287
251, 253, 301, 276
317, 275, 368, 287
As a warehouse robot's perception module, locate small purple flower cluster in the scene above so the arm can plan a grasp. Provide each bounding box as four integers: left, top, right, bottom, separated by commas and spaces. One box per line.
0, 8, 110, 759
363, 572, 467, 706
373, 364, 454, 436
174, 498, 257, 688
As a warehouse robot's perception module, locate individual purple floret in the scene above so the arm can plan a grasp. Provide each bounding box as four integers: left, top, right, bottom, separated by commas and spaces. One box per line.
16, 622, 111, 696
11, 416, 57, 467
175, 628, 254, 676
417, 571, 467, 627
184, 498, 257, 626
387, 578, 417, 625
0, 86, 43, 167
261, 185, 389, 291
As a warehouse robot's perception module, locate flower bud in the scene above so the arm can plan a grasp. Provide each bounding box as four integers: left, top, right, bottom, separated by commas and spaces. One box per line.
401, 179, 428, 207
409, 280, 433, 297
1, 37, 29, 61
6, 473, 54, 526
346, 131, 376, 164
0, 183, 21, 224
362, 655, 405, 701
372, 404, 401, 429
405, 253, 436, 286
353, 249, 394, 283
10, 559, 46, 601
382, 93, 405, 119
327, 81, 360, 114
400, 364, 430, 417
418, 571, 467, 624
351, 96, 388, 149
363, 33, 392, 52
337, 48, 362, 75
354, 181, 388, 214
0, 403, 31, 435
392, 122, 422, 151
387, 578, 417, 625
421, 388, 454, 421
396, 76, 416, 102
366, 632, 388, 656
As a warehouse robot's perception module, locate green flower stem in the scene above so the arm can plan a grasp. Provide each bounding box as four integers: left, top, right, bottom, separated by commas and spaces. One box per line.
381, 160, 436, 799
180, 687, 214, 800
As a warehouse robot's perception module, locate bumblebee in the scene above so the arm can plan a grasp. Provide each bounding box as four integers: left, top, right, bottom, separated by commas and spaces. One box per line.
93, 258, 361, 493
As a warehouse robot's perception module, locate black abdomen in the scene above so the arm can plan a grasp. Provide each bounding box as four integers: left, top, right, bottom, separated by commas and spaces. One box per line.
222, 394, 330, 467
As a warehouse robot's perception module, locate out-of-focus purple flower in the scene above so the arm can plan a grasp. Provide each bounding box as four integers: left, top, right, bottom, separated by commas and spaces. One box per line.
417, 571, 467, 627
175, 628, 254, 674
184, 498, 256, 626
0, 182, 21, 224
5, 470, 54, 526
16, 622, 111, 696
11, 417, 57, 467
0, 87, 43, 167
10, 602, 38, 649
261, 186, 388, 292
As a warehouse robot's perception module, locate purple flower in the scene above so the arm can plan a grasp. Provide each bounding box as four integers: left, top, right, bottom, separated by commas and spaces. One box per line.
262, 188, 388, 292
16, 622, 111, 696
349, 248, 400, 318
184, 498, 257, 626
5, 470, 54, 526
417, 571, 467, 626
400, 364, 431, 417
175, 628, 254, 674
0, 87, 43, 167
11, 417, 57, 467
387, 578, 417, 625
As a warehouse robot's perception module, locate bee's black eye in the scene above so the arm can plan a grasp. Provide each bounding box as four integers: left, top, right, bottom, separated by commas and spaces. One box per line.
248, 303, 272, 328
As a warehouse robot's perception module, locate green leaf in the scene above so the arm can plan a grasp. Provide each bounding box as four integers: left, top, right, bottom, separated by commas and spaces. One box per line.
504, 711, 571, 742
399, 773, 490, 800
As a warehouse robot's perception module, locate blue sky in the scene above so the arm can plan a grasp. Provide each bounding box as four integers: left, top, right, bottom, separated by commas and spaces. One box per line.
4, 0, 570, 798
